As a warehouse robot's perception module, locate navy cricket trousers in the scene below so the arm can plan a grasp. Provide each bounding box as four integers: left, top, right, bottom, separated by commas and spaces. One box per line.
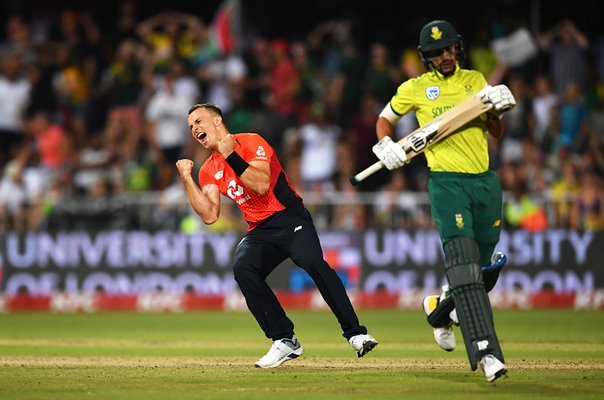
232, 205, 367, 341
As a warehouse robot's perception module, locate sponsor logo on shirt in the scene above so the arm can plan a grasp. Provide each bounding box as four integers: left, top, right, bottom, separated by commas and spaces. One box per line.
226, 179, 251, 204
426, 86, 440, 100
227, 180, 244, 199
256, 145, 267, 159
214, 170, 224, 180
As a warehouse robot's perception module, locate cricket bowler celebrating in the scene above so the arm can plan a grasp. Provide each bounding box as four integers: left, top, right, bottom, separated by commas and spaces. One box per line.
177, 103, 377, 369
372, 20, 515, 382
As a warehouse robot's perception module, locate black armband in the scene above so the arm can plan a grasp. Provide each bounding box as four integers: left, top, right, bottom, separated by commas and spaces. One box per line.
225, 151, 250, 176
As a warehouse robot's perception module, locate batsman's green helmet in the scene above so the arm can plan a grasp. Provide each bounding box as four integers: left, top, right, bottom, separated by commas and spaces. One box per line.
418, 20, 459, 52
417, 20, 465, 70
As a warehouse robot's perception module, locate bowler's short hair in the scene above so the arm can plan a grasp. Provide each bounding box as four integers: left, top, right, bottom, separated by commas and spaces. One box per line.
188, 103, 223, 118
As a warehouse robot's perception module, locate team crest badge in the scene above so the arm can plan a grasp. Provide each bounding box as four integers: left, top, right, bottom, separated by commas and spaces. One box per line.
455, 213, 464, 229
426, 86, 440, 100
431, 26, 443, 40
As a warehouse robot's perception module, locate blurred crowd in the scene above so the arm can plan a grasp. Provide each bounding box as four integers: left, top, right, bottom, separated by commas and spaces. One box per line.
1, 1, 604, 234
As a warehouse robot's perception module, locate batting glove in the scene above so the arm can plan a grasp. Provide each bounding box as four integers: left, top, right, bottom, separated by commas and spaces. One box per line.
372, 136, 408, 170
478, 84, 516, 119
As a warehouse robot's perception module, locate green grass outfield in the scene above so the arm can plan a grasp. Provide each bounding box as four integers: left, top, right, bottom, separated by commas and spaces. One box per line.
0, 309, 603, 399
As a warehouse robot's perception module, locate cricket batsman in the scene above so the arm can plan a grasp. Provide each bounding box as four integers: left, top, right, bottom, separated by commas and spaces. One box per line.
371, 19, 516, 382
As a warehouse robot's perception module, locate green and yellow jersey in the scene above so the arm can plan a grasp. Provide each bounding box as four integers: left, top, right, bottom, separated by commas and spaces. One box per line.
390, 65, 490, 173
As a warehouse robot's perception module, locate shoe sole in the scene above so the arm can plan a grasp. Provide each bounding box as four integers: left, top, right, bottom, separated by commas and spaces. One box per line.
487, 367, 508, 382
254, 348, 304, 368
357, 340, 378, 358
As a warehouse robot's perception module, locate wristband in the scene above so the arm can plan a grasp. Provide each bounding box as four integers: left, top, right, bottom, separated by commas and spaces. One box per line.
225, 151, 249, 176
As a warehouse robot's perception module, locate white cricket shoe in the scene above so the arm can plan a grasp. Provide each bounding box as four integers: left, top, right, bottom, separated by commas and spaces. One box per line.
422, 293, 456, 351
348, 334, 378, 357
433, 324, 456, 352
480, 354, 508, 382
255, 336, 304, 368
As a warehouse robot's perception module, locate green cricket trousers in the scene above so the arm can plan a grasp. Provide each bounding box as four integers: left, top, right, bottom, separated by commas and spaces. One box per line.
428, 170, 502, 266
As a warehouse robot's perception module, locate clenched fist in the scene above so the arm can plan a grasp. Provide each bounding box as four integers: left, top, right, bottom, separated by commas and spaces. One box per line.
176, 159, 194, 178
217, 134, 236, 157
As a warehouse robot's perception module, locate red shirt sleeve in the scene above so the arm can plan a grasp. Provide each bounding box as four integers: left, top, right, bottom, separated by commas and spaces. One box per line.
234, 134, 272, 163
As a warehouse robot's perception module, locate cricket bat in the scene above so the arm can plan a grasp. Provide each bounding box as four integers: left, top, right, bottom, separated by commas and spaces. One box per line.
349, 90, 494, 185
